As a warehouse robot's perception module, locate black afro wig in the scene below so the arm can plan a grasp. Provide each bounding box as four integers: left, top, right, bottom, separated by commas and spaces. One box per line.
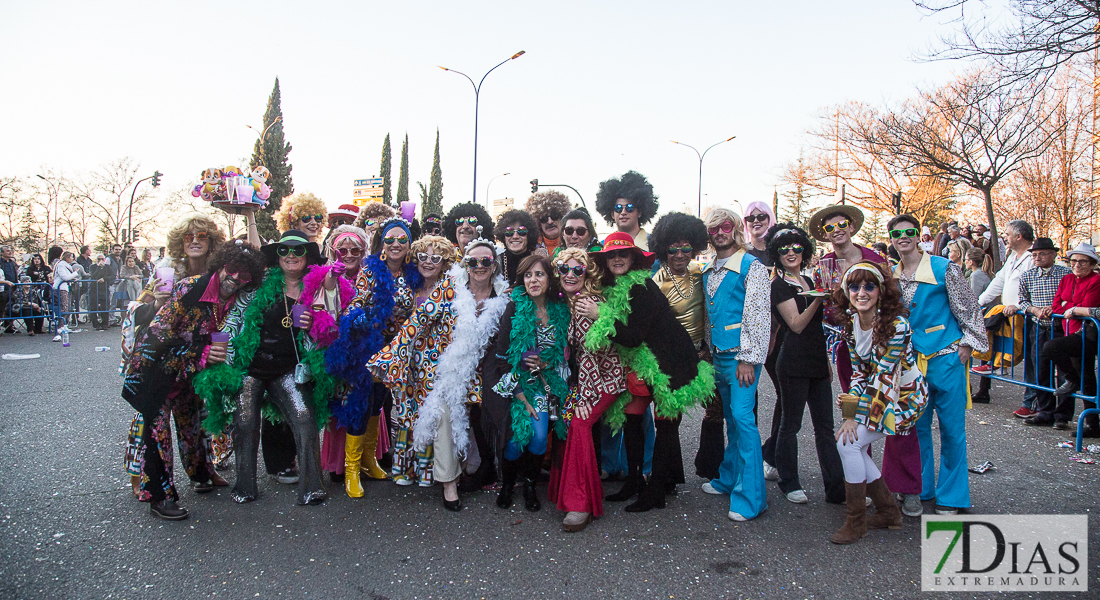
765, 222, 815, 269
207, 240, 267, 292
494, 209, 540, 252
595, 170, 659, 226
443, 202, 495, 245
648, 212, 709, 259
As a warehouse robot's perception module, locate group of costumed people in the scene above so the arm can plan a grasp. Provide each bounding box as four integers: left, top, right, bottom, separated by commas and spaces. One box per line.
119, 170, 985, 542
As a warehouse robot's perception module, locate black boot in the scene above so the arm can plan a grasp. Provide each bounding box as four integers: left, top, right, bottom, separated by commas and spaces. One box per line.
461, 406, 497, 492
606, 414, 646, 502
496, 457, 518, 509
626, 417, 681, 512
522, 452, 542, 512
695, 419, 725, 480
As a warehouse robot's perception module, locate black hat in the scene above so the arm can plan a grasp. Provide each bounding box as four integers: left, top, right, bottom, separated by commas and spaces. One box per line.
261, 229, 323, 266
1028, 237, 1060, 253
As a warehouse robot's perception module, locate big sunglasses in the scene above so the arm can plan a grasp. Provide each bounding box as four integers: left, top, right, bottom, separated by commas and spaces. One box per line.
417, 252, 443, 265
183, 232, 209, 243
563, 226, 588, 237
455, 217, 479, 226
277, 245, 307, 257
614, 203, 636, 214
503, 227, 528, 237
299, 214, 325, 223
383, 235, 409, 245
743, 214, 769, 224
556, 263, 587, 277
889, 228, 918, 239
708, 221, 735, 235
823, 220, 850, 233
464, 256, 494, 268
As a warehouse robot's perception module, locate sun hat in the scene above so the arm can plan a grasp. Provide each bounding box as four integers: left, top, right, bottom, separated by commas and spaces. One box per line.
807, 204, 865, 242
590, 231, 655, 268
261, 229, 322, 266
1066, 242, 1098, 264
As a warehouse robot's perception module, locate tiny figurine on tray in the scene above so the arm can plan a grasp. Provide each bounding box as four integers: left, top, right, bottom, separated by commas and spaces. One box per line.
191, 164, 272, 212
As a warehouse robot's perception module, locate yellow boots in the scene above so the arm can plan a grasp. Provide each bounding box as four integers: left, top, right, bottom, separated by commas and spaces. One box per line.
344, 434, 365, 498
360, 416, 389, 480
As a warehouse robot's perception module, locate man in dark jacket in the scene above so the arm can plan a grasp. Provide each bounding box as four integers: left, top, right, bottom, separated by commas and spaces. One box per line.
88, 255, 115, 331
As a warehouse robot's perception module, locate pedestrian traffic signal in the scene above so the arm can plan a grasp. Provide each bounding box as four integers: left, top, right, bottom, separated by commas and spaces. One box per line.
152, 171, 162, 188
530, 179, 538, 194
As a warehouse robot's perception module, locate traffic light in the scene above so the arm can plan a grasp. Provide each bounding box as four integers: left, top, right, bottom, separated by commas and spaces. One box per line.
530, 179, 538, 194
132, 229, 140, 242
151, 170, 162, 188
121, 229, 128, 243
892, 191, 902, 214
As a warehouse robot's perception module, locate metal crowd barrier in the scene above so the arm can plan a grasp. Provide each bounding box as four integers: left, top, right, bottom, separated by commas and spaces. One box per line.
974, 312, 1100, 452
0, 279, 130, 334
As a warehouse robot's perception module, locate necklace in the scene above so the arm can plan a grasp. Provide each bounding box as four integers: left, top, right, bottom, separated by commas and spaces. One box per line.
664, 264, 695, 300
281, 294, 293, 328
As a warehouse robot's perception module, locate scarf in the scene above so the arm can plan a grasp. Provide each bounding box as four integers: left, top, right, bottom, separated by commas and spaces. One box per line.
506, 286, 571, 448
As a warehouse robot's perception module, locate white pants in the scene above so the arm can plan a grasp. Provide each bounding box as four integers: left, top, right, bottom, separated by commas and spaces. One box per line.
433, 403, 462, 483
836, 423, 886, 484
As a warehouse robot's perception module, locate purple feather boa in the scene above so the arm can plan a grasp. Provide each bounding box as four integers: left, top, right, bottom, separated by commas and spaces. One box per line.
301, 264, 355, 347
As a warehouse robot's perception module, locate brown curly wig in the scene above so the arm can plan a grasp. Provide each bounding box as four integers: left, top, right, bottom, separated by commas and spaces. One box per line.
525, 190, 572, 228
165, 213, 227, 277
276, 192, 328, 233
554, 247, 602, 304
353, 201, 396, 230
410, 235, 458, 272
830, 261, 908, 350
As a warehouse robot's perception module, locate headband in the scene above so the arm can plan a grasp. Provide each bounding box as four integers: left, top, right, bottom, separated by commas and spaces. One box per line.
841, 263, 885, 289
278, 235, 309, 245
331, 232, 364, 249
770, 228, 799, 240
379, 217, 413, 240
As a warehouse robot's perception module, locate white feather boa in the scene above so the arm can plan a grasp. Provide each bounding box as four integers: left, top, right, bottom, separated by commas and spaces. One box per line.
412, 263, 510, 456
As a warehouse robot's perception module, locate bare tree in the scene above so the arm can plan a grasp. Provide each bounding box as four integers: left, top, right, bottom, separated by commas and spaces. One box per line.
860, 70, 1060, 268
800, 102, 960, 223
0, 176, 28, 247
916, 1, 1100, 84
69, 158, 171, 248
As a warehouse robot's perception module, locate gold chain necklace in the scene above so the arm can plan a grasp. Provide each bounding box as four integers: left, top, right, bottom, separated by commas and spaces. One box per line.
665, 264, 695, 300
281, 294, 293, 328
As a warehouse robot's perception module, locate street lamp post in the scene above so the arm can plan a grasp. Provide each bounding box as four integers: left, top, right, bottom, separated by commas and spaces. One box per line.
671, 136, 736, 217
529, 181, 587, 210
485, 172, 510, 206
126, 172, 162, 242
439, 51, 525, 209
35, 175, 58, 248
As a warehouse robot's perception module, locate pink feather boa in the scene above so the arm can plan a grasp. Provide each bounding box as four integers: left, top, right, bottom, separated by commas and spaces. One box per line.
301, 264, 355, 347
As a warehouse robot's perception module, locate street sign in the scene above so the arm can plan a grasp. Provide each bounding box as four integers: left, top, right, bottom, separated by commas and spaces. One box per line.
354, 178, 384, 187
352, 177, 385, 206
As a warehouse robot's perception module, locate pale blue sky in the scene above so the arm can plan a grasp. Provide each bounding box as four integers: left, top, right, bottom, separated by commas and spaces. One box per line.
0, 1, 975, 227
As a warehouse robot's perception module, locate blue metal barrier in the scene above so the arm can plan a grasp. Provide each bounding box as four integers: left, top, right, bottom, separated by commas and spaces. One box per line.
1, 279, 130, 334
973, 313, 1100, 452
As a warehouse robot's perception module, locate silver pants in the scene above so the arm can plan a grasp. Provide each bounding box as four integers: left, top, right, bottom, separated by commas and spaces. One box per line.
232, 372, 326, 505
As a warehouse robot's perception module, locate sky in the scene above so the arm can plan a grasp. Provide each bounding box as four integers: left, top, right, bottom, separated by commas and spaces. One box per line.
0, 1, 980, 238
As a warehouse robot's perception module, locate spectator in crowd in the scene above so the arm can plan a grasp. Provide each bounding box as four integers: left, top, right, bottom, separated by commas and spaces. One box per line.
138, 248, 154, 281
119, 254, 144, 304
0, 245, 18, 334
12, 274, 46, 335
972, 220, 1035, 403
946, 238, 972, 273
940, 224, 963, 258
918, 228, 935, 253
75, 246, 93, 321
1009, 238, 1070, 419
88, 253, 115, 331
1026, 243, 1100, 435
967, 248, 993, 299
50, 251, 80, 333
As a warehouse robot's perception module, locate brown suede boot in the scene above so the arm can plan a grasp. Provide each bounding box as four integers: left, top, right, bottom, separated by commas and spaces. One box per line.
830, 481, 867, 545
865, 478, 903, 530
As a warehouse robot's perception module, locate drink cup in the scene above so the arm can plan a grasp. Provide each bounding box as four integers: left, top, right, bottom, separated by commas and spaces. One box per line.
210, 332, 231, 351
292, 304, 307, 327
156, 267, 175, 292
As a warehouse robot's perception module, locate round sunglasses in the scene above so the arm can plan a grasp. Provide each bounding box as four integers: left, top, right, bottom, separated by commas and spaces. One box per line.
779, 244, 804, 255
614, 203, 636, 214
464, 256, 494, 268
299, 214, 325, 223
563, 226, 588, 237
708, 221, 735, 235
455, 217, 479, 226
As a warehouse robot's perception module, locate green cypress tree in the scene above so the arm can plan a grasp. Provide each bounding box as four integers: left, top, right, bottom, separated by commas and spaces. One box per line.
395, 133, 410, 209
250, 78, 294, 241
424, 128, 444, 217
379, 134, 392, 207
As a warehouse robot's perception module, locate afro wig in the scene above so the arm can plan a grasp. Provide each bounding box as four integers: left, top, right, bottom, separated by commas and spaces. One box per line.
207, 240, 267, 292
352, 201, 395, 230
764, 221, 815, 269
276, 192, 328, 233
648, 212, 709, 259
443, 202, 494, 245
494, 209, 539, 252
525, 190, 573, 227
595, 170, 659, 226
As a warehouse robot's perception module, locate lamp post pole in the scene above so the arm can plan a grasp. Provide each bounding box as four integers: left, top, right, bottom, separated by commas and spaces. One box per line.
35, 175, 58, 248
671, 136, 736, 217
529, 181, 587, 209
126, 172, 161, 242
485, 172, 510, 207
439, 51, 525, 209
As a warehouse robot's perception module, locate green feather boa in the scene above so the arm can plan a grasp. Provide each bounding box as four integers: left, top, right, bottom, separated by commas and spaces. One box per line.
194, 268, 334, 433
506, 287, 571, 449
584, 268, 715, 425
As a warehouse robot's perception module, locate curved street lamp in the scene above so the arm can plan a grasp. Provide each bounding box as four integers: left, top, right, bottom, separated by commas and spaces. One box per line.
671, 136, 736, 217
439, 51, 525, 209
485, 172, 510, 206
35, 174, 58, 248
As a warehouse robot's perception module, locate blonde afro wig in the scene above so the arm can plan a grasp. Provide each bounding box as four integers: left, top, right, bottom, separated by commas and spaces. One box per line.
276, 192, 328, 233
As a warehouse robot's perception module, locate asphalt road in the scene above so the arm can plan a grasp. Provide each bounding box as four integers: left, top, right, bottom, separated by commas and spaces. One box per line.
1, 328, 1097, 599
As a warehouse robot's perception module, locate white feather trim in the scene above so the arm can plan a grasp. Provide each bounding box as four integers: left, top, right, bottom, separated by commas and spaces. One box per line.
412, 263, 509, 456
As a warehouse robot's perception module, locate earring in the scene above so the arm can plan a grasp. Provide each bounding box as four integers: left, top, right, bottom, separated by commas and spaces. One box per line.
381, 250, 387, 261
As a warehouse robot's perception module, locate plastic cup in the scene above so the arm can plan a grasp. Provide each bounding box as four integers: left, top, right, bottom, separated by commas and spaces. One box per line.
210, 331, 231, 351
292, 304, 307, 327
156, 267, 175, 292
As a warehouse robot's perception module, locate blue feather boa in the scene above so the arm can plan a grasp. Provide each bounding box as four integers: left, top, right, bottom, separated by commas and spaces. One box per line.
325, 254, 422, 428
